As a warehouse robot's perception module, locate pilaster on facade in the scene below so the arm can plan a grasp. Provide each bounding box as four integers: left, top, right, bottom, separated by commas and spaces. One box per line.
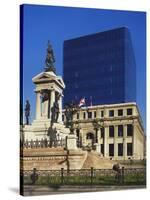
123, 124, 127, 159
97, 129, 101, 144
132, 121, 136, 159
114, 125, 118, 158
104, 126, 109, 157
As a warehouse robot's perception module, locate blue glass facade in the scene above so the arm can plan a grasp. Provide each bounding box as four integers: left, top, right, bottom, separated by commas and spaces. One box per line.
63, 27, 136, 106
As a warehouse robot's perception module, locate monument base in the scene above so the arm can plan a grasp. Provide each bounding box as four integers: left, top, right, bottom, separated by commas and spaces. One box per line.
21, 120, 70, 141
66, 134, 77, 150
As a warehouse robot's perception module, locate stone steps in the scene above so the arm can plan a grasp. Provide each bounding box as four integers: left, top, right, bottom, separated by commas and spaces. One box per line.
82, 151, 117, 169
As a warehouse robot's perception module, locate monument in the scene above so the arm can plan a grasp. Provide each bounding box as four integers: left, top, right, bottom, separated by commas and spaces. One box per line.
22, 41, 70, 144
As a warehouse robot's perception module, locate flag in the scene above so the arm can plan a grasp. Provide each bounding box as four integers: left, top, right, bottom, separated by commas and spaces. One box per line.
78, 97, 86, 107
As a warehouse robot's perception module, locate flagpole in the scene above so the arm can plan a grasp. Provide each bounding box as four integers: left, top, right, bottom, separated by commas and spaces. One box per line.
90, 96, 93, 107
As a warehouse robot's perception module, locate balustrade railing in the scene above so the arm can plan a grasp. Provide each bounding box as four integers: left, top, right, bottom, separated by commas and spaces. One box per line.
23, 138, 66, 149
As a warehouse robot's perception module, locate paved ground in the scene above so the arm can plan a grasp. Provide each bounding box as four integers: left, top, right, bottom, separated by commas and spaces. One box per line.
22, 185, 146, 196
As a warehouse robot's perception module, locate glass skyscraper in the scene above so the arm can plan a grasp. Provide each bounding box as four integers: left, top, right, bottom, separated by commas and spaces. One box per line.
63, 27, 136, 106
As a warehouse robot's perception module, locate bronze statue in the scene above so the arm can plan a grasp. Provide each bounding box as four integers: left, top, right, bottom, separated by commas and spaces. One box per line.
64, 102, 79, 129
25, 100, 30, 125
44, 40, 56, 73
51, 95, 60, 124
48, 125, 57, 147
41, 89, 49, 102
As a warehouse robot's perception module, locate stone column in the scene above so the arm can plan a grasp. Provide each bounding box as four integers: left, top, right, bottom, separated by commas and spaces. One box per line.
58, 94, 62, 122
97, 129, 101, 144
50, 89, 55, 119
114, 125, 118, 158
104, 126, 108, 157
35, 91, 41, 119
94, 129, 101, 153
123, 125, 127, 159
42, 99, 48, 118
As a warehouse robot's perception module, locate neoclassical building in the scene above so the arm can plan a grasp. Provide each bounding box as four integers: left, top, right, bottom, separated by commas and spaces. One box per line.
62, 102, 145, 160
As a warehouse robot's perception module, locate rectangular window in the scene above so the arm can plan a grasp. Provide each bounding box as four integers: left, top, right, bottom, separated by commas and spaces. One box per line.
88, 112, 92, 119
109, 126, 114, 137
118, 109, 123, 116
101, 144, 104, 155
94, 111, 97, 118
127, 124, 133, 136
77, 113, 79, 119
101, 127, 104, 138
118, 125, 123, 137
127, 143, 133, 156
109, 144, 114, 156
109, 110, 114, 117
101, 111, 104, 117
118, 143, 123, 156
127, 108, 132, 115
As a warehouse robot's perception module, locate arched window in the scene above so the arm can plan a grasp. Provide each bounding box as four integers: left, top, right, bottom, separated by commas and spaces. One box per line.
86, 132, 94, 140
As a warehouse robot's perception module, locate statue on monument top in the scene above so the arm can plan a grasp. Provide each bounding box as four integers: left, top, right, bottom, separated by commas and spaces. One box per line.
44, 40, 56, 73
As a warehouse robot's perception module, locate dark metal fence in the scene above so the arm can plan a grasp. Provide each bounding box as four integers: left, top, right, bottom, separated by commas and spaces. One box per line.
22, 167, 146, 186
23, 138, 66, 149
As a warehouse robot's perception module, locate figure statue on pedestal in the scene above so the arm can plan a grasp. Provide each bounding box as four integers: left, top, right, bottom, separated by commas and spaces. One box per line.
51, 95, 60, 124
41, 89, 49, 102
48, 125, 57, 147
44, 40, 56, 73
25, 100, 30, 125
64, 102, 79, 129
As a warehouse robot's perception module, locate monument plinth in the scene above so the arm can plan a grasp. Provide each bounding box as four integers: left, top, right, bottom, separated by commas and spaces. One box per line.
66, 134, 78, 150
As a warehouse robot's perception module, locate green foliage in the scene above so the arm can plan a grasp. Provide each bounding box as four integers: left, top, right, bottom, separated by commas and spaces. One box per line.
23, 171, 146, 186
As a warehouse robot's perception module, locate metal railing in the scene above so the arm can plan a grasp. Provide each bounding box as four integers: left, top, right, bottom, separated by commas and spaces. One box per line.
21, 167, 146, 186
23, 139, 66, 149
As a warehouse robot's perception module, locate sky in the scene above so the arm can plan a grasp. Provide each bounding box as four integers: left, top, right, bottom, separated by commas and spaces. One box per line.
21, 4, 146, 130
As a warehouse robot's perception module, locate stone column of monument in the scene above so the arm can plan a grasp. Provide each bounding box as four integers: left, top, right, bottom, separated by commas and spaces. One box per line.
41, 98, 49, 118
58, 94, 63, 122
114, 125, 118, 158
35, 91, 41, 119
123, 124, 127, 159
49, 89, 55, 119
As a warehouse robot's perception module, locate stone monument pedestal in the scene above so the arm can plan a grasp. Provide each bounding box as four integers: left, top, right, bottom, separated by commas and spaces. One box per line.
66, 134, 77, 150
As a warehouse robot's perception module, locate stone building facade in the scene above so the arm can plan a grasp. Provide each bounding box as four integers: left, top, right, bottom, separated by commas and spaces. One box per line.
62, 102, 145, 160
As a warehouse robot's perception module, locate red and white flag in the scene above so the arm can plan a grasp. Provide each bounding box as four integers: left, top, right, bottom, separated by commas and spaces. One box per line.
78, 97, 86, 107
